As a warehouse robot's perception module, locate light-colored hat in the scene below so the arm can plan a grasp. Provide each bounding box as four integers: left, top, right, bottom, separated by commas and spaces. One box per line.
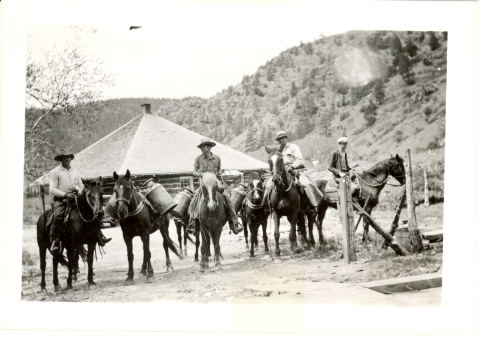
197, 138, 216, 148
275, 131, 288, 141
54, 148, 75, 161
337, 137, 348, 144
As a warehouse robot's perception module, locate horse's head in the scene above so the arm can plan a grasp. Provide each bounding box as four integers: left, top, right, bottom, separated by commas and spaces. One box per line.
265, 146, 284, 186
81, 177, 104, 220
201, 172, 218, 212
249, 172, 264, 204
113, 169, 134, 220
390, 154, 406, 185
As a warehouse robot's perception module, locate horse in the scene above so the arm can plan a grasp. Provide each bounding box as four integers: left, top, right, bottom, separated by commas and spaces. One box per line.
37, 178, 105, 292
242, 172, 269, 257
265, 146, 306, 258
315, 154, 406, 243
194, 172, 227, 272
173, 217, 194, 256
113, 170, 182, 285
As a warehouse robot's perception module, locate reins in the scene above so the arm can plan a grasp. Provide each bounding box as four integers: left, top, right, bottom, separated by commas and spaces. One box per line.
74, 193, 98, 223
245, 187, 264, 210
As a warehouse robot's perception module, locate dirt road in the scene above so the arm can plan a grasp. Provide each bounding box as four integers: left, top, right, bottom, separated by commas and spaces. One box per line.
21, 205, 443, 303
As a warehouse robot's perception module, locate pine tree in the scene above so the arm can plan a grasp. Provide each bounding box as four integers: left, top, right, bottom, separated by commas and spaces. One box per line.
290, 81, 299, 98
405, 38, 418, 57
319, 110, 333, 137
266, 66, 275, 81
428, 32, 440, 51
258, 127, 266, 147
390, 35, 403, 56
373, 80, 386, 105
363, 100, 377, 127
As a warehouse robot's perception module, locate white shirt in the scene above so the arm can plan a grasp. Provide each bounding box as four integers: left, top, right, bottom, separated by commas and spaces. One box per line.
281, 143, 304, 169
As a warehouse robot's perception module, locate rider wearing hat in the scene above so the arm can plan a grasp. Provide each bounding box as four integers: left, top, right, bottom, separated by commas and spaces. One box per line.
49, 149, 111, 254
328, 136, 359, 193
186, 139, 243, 236
262, 131, 323, 210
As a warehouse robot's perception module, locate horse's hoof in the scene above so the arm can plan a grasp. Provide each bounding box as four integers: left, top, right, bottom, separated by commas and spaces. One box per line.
139, 270, 147, 276
124, 278, 134, 286
167, 267, 174, 273
194, 259, 199, 262
249, 254, 256, 258
54, 285, 62, 292
73, 275, 78, 282
294, 248, 303, 254
183, 250, 188, 256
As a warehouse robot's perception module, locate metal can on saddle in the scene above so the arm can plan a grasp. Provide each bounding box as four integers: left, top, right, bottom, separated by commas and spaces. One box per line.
171, 188, 194, 219
143, 179, 177, 216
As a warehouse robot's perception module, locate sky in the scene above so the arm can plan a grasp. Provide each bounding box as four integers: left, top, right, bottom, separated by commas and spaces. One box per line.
27, 1, 355, 100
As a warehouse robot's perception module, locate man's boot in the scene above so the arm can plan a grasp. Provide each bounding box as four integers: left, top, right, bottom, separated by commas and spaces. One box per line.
186, 219, 197, 235
97, 234, 112, 247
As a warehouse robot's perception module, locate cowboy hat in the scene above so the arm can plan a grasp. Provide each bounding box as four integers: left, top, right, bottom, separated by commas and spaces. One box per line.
337, 137, 348, 144
197, 138, 216, 148
275, 131, 288, 141
54, 148, 75, 161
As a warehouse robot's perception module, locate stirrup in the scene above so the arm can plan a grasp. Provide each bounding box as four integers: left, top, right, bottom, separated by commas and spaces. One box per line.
186, 220, 196, 235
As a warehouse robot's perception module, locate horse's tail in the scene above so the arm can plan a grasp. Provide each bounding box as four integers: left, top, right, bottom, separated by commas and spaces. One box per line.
52, 252, 69, 268
77, 244, 88, 263
162, 225, 183, 260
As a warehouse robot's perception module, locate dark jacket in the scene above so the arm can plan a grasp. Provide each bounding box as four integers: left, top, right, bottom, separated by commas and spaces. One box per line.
328, 149, 349, 178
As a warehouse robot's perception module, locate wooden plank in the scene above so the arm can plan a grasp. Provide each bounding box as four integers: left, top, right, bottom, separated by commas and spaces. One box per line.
339, 179, 357, 264
405, 149, 423, 253
352, 201, 409, 256
345, 179, 357, 262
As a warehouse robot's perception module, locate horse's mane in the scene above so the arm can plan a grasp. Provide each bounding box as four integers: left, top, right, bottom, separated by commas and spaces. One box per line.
202, 172, 217, 189
361, 157, 399, 178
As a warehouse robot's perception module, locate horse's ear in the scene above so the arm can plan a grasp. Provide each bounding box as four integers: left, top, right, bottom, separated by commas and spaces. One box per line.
265, 146, 271, 155
126, 169, 131, 179
81, 178, 85, 185
395, 153, 401, 161
113, 171, 118, 180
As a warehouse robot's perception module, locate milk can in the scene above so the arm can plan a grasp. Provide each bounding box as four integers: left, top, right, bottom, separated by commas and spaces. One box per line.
230, 183, 249, 213
171, 188, 194, 218
143, 180, 177, 216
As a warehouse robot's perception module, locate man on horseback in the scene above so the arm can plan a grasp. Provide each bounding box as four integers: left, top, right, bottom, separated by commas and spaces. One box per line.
49, 149, 111, 254
262, 131, 323, 211
186, 139, 243, 236
328, 136, 359, 194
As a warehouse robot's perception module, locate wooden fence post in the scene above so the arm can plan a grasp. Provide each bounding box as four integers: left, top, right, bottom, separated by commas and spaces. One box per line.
405, 149, 423, 253
339, 179, 356, 264
423, 168, 430, 206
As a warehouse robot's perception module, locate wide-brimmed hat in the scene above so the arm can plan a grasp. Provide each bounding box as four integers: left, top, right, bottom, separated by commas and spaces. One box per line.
337, 137, 348, 144
275, 131, 288, 141
197, 138, 216, 148
54, 149, 75, 161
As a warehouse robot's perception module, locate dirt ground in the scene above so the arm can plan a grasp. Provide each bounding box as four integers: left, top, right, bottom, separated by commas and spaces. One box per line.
21, 204, 444, 303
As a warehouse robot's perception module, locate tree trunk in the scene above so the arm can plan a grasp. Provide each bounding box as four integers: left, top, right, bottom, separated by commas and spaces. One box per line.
405, 149, 423, 253
423, 168, 430, 206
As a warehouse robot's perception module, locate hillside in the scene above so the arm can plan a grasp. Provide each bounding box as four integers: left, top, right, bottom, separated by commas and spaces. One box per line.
155, 30, 446, 166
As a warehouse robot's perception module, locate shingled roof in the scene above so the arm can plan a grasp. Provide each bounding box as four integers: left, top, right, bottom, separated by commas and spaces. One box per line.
40, 112, 268, 181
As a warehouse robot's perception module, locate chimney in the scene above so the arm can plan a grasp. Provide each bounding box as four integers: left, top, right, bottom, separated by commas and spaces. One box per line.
141, 103, 151, 114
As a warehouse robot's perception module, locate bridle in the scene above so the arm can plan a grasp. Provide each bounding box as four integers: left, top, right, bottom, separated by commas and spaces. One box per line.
269, 153, 293, 192
115, 181, 145, 218
74, 188, 101, 223
245, 186, 264, 210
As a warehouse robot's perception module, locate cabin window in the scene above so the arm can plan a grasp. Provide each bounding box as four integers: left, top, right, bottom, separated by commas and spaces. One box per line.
180, 176, 194, 190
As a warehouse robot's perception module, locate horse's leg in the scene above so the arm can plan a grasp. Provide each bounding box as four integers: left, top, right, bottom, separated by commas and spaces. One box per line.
308, 209, 316, 248
162, 228, 174, 273
39, 243, 47, 291
243, 216, 249, 250
273, 212, 281, 259
296, 212, 309, 249
214, 230, 222, 269
141, 233, 154, 282
287, 213, 299, 253
194, 230, 200, 262
316, 204, 328, 247
200, 230, 209, 272
52, 255, 61, 292
124, 235, 134, 286
363, 204, 373, 242
176, 220, 183, 252
66, 248, 74, 290
183, 225, 188, 256
87, 243, 96, 286
73, 253, 79, 282
262, 219, 269, 254
248, 220, 257, 257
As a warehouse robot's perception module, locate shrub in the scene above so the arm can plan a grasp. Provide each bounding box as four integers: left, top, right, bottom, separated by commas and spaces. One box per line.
253, 87, 264, 97
424, 106, 433, 117
353, 127, 364, 135
279, 96, 289, 106
423, 58, 433, 66
339, 112, 350, 121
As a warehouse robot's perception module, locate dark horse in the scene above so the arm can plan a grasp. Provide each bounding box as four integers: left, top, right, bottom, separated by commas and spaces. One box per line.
37, 178, 104, 292
316, 154, 406, 243
242, 172, 269, 257
265, 147, 305, 258
174, 217, 194, 257
193, 172, 227, 272
113, 170, 182, 285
